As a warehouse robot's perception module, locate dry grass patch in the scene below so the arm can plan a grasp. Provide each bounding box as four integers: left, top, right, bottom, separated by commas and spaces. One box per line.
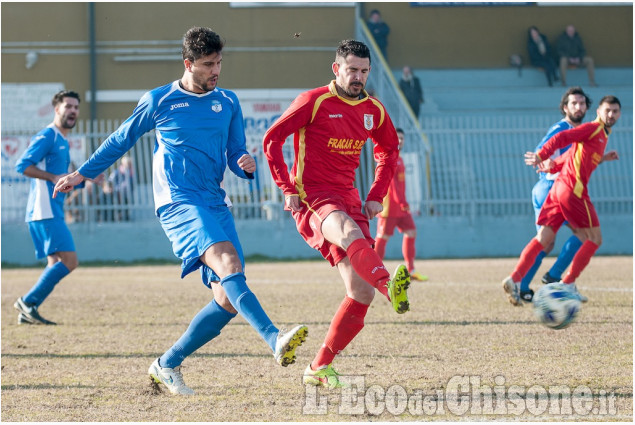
1, 256, 632, 421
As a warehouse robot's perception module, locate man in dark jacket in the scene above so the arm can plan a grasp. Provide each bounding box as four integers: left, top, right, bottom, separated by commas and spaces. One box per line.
399, 66, 424, 118
557, 25, 597, 87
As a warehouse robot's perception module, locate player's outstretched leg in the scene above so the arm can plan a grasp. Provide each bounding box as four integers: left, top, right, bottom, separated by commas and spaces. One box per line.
387, 264, 411, 314
148, 358, 195, 395
220, 272, 308, 366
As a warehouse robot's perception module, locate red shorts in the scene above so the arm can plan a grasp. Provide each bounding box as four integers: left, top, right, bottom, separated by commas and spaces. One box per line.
290, 188, 374, 266
537, 180, 599, 231
376, 214, 416, 237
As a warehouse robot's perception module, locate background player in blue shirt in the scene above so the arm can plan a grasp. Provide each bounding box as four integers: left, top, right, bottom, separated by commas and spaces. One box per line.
14, 90, 103, 325
53, 27, 307, 395
518, 87, 617, 302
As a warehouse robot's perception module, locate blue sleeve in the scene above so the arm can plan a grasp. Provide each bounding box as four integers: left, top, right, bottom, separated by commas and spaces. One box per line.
535, 122, 569, 152
78, 92, 156, 179
225, 95, 253, 180
15, 131, 54, 174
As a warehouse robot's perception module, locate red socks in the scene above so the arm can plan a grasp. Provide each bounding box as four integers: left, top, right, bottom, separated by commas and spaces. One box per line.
563, 240, 599, 283
311, 296, 369, 369
403, 235, 416, 272
511, 238, 545, 282
346, 239, 390, 298
374, 237, 387, 259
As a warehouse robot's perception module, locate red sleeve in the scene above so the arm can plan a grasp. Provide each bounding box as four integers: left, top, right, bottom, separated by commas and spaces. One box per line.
263, 91, 313, 196
550, 152, 568, 173
366, 108, 399, 203
537, 122, 594, 162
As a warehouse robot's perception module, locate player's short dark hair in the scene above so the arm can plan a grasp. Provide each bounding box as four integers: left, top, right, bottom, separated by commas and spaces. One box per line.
182, 27, 224, 62
52, 90, 80, 107
559, 86, 591, 115
599, 95, 621, 109
336, 39, 371, 66
395, 128, 404, 134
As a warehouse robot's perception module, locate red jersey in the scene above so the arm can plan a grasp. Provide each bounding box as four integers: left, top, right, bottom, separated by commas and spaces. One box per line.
380, 155, 409, 218
537, 118, 611, 199
263, 81, 399, 203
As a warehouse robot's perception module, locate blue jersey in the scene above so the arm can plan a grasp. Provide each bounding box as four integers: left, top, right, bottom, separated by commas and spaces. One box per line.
15, 124, 71, 222
535, 119, 574, 182
77, 80, 252, 214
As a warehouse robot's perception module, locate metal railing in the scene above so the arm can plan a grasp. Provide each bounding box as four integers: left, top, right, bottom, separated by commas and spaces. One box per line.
3, 113, 632, 225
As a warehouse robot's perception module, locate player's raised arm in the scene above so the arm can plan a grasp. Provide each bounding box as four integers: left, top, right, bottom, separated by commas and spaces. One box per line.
53, 171, 86, 198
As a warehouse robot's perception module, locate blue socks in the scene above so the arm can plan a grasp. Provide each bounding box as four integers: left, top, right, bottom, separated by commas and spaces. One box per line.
520, 251, 546, 292
23, 262, 70, 306
221, 272, 279, 352
160, 299, 236, 369
519, 235, 583, 291
549, 235, 583, 280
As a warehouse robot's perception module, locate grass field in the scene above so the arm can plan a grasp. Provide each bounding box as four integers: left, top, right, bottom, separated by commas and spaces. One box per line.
1, 256, 632, 421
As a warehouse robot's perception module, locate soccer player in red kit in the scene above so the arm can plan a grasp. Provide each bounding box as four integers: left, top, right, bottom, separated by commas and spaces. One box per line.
375, 128, 428, 281
503, 95, 622, 306
263, 39, 411, 388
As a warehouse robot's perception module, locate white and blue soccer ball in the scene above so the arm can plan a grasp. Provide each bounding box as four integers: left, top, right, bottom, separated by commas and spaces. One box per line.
533, 282, 581, 329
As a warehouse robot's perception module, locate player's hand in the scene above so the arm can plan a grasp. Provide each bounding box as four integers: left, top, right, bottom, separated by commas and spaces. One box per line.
536, 159, 554, 173
601, 150, 619, 163
524, 151, 542, 167
285, 195, 302, 212
91, 173, 106, 185
363, 200, 383, 219
53, 171, 85, 198
237, 154, 256, 173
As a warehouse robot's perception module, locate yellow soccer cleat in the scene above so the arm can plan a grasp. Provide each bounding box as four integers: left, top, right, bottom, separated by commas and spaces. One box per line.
303, 363, 349, 389
387, 264, 411, 314
274, 324, 308, 367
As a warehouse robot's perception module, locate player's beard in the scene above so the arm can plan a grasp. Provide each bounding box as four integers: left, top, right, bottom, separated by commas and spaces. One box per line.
61, 113, 77, 129
343, 81, 365, 98
193, 73, 218, 93
567, 111, 585, 124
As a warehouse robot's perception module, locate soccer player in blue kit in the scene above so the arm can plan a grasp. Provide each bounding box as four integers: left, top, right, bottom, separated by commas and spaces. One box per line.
517, 87, 617, 303
14, 90, 103, 325
54, 27, 308, 395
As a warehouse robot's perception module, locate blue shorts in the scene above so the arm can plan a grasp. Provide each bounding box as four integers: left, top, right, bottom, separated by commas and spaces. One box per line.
28, 218, 76, 259
158, 202, 245, 288
531, 179, 554, 231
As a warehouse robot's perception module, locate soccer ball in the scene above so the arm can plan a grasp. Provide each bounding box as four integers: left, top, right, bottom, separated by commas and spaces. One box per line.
532, 283, 581, 329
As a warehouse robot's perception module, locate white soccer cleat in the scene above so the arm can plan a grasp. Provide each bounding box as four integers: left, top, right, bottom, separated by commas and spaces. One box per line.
502, 276, 523, 306
274, 324, 308, 367
561, 281, 588, 303
148, 358, 195, 395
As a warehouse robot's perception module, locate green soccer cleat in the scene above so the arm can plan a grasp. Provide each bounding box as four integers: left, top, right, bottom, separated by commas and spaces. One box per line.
387, 265, 411, 314
274, 324, 308, 367
303, 363, 349, 389
410, 271, 428, 282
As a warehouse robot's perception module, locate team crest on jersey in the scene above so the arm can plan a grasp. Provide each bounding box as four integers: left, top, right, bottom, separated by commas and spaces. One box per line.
364, 114, 374, 130
211, 100, 222, 113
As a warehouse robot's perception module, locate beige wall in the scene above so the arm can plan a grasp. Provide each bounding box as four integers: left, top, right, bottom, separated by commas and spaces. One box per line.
363, 2, 633, 68
2, 2, 632, 119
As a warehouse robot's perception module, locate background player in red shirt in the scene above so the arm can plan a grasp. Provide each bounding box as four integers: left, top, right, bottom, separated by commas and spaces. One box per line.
263, 40, 411, 388
375, 128, 428, 281
503, 95, 622, 306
